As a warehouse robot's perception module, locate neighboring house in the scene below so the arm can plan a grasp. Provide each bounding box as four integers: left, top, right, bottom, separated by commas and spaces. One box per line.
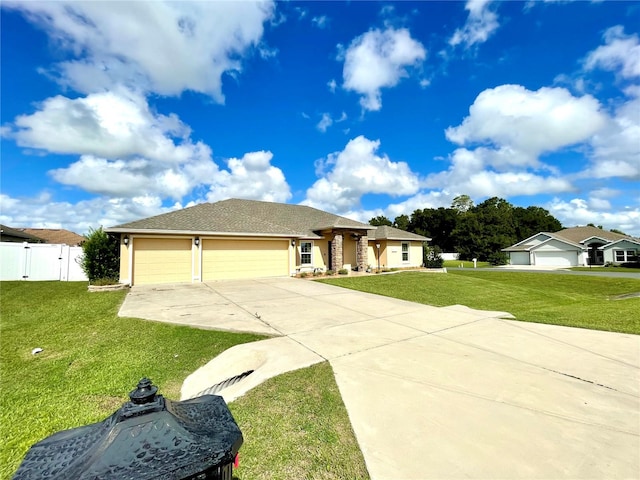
0, 225, 44, 243
17, 228, 85, 246
503, 226, 640, 267
106, 198, 430, 286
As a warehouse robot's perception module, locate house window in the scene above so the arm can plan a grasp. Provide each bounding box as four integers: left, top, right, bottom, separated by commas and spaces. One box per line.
401, 242, 409, 262
615, 250, 637, 262
300, 241, 312, 265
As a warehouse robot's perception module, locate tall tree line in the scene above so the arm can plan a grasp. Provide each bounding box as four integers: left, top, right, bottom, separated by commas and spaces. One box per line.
369, 195, 562, 263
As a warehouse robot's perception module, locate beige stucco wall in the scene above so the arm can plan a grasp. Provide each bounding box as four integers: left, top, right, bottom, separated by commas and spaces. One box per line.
379, 240, 423, 268
119, 237, 130, 284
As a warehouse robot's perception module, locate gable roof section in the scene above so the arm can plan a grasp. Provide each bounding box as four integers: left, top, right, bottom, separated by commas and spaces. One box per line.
106, 199, 372, 239
19, 228, 85, 246
0, 225, 44, 243
554, 226, 632, 244
367, 225, 430, 242
599, 238, 640, 250
503, 232, 584, 252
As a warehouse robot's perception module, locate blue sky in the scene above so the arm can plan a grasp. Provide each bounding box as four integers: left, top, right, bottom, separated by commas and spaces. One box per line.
1, 1, 639, 236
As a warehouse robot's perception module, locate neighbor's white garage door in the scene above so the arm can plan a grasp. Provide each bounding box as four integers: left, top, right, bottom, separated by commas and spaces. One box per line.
133, 238, 192, 285
534, 251, 578, 267
202, 239, 289, 280
509, 252, 530, 265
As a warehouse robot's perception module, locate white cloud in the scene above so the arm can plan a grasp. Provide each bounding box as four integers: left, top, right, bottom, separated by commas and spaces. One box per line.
341, 27, 426, 111
423, 148, 574, 198
0, 192, 175, 234
304, 136, 420, 213
312, 15, 329, 29
449, 0, 500, 49
317, 113, 333, 133
546, 198, 640, 237
327, 79, 337, 93
206, 151, 291, 204
5, 1, 275, 101
584, 26, 640, 79
585, 89, 640, 180
9, 89, 204, 164
446, 85, 607, 168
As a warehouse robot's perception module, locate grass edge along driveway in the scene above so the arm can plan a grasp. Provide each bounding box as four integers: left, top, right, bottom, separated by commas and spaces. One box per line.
0, 282, 368, 480
320, 270, 640, 335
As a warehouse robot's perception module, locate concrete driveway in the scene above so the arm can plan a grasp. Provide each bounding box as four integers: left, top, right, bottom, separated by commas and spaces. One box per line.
119, 277, 640, 479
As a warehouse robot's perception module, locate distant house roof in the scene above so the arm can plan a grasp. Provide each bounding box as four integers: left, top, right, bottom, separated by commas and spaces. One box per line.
553, 226, 633, 244
18, 228, 85, 246
106, 198, 373, 239
0, 225, 44, 243
504, 226, 637, 252
367, 225, 430, 242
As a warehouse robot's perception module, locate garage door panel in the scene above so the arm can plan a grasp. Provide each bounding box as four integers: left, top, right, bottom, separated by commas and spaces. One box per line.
134, 238, 192, 285
203, 239, 288, 280
534, 251, 577, 267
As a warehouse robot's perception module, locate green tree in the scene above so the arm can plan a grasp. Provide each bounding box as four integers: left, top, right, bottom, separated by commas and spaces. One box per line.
369, 215, 392, 226
513, 206, 562, 240
81, 227, 120, 284
393, 214, 410, 231
409, 207, 458, 251
451, 194, 474, 213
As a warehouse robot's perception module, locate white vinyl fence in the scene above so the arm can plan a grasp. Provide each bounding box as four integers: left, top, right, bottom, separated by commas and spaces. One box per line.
0, 242, 87, 281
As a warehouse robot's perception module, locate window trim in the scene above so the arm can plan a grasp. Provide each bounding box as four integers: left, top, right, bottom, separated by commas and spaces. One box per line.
401, 242, 410, 263
300, 241, 313, 266
614, 249, 637, 263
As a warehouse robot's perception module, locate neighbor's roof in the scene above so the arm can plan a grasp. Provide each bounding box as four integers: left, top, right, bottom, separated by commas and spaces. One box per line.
503, 225, 637, 252
0, 224, 44, 243
18, 228, 85, 246
106, 198, 373, 239
367, 225, 430, 242
554, 226, 634, 244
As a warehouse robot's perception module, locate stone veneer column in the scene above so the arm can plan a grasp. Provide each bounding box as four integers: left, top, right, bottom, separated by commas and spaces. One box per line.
357, 235, 368, 271
332, 233, 343, 270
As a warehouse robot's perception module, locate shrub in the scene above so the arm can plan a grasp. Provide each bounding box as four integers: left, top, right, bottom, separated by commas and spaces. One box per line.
81, 227, 120, 284
338, 268, 349, 275
424, 245, 444, 268
299, 272, 308, 278
326, 270, 335, 276
313, 271, 322, 277
487, 251, 509, 266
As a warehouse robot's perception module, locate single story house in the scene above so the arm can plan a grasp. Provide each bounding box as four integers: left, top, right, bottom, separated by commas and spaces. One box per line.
503, 226, 640, 267
16, 228, 85, 246
0, 225, 44, 243
106, 198, 430, 286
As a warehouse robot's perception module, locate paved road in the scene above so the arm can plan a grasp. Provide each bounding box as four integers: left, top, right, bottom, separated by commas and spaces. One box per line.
120, 278, 640, 480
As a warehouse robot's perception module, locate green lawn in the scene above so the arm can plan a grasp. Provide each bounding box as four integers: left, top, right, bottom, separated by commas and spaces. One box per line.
320, 271, 640, 334
570, 266, 640, 273
0, 282, 368, 480
442, 260, 491, 269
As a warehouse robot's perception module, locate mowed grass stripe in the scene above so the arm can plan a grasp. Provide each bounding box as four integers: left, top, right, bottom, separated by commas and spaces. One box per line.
320, 271, 640, 334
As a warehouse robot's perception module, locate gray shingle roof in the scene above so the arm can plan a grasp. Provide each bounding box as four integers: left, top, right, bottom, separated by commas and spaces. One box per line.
554, 226, 634, 244
106, 199, 373, 238
367, 225, 430, 241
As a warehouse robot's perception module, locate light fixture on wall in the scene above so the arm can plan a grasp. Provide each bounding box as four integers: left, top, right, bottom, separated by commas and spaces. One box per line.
291, 239, 296, 246
194, 237, 200, 246
123, 235, 129, 245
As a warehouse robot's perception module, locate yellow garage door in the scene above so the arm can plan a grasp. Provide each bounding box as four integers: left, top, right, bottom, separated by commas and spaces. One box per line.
133, 238, 192, 285
203, 239, 289, 280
